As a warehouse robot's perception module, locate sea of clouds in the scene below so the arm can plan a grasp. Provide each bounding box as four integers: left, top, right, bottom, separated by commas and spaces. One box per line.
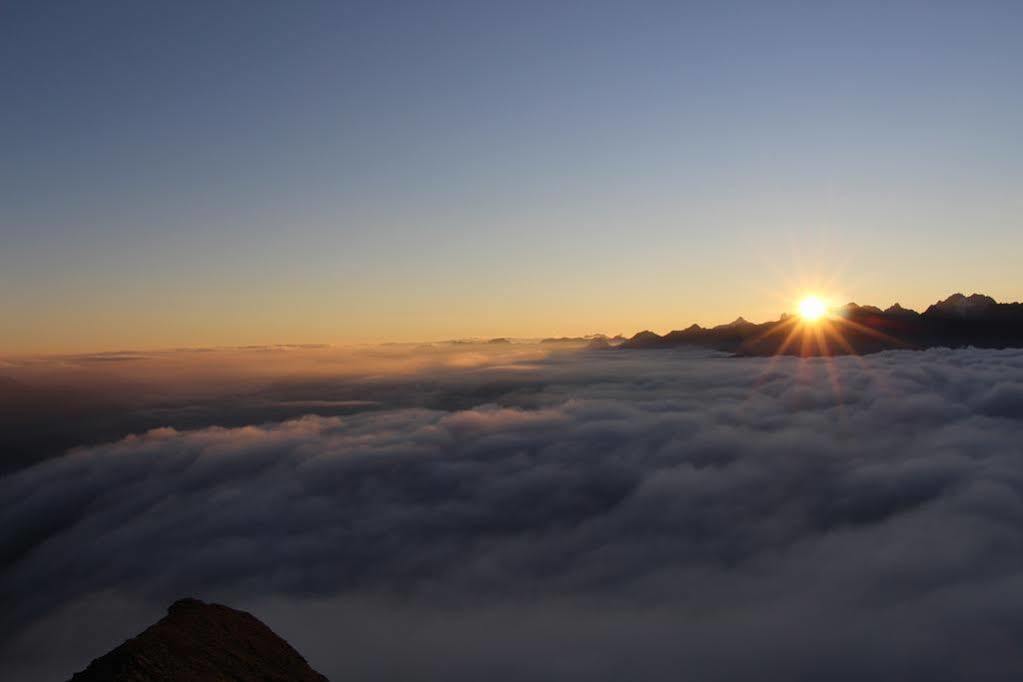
3, 346, 1023, 680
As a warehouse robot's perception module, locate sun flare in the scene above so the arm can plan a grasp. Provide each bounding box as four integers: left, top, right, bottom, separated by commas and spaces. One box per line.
798, 295, 827, 322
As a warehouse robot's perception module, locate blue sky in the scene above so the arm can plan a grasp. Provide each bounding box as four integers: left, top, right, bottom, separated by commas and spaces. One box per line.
2, 1, 1022, 351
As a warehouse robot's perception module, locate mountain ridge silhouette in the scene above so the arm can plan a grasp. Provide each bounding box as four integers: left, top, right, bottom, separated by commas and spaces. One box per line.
621, 293, 1023, 356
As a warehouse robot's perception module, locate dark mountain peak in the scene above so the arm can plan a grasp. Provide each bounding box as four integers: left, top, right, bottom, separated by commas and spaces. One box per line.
540, 334, 609, 344
926, 292, 997, 317
684, 323, 704, 332
835, 302, 859, 316
716, 317, 752, 329
621, 330, 665, 349
167, 597, 204, 614
838, 302, 881, 315
885, 303, 919, 316
68, 598, 328, 682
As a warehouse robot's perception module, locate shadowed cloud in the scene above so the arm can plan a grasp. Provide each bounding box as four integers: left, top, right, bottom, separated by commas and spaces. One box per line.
2, 348, 1023, 680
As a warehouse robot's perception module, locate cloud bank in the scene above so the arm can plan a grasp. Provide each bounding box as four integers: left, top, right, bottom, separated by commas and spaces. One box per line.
3, 347, 1023, 680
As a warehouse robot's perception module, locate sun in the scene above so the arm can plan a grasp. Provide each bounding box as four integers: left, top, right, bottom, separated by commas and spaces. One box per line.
798, 295, 827, 322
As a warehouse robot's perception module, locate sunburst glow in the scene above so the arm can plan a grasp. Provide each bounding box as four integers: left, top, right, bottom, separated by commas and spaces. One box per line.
798, 295, 827, 322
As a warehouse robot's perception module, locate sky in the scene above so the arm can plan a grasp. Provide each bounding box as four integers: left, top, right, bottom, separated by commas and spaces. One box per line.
2, 0, 1022, 353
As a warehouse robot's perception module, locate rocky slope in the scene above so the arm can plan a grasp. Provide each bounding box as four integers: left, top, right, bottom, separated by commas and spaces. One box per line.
68, 598, 328, 682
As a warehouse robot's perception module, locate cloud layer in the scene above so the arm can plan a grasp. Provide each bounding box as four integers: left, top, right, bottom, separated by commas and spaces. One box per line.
3, 347, 1023, 680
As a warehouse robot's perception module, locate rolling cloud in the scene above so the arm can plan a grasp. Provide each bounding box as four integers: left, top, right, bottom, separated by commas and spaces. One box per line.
3, 347, 1023, 680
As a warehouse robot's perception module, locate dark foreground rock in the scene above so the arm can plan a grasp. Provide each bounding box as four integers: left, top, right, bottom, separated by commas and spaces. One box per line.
68, 598, 328, 682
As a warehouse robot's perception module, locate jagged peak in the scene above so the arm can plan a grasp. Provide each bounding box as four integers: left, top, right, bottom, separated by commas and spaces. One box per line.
885, 302, 919, 315
926, 292, 997, 316
937, 292, 995, 305
710, 317, 753, 330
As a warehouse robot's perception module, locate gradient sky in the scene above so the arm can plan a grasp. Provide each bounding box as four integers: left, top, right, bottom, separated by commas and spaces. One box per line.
3, 1, 1022, 353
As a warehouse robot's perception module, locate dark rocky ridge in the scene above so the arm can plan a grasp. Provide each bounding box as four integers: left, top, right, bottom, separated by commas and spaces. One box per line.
621, 293, 1023, 356
68, 598, 328, 682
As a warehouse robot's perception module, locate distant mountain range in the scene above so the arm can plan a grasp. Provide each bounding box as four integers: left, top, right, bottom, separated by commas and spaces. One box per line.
542, 333, 627, 345
620, 293, 1023, 356
68, 599, 327, 682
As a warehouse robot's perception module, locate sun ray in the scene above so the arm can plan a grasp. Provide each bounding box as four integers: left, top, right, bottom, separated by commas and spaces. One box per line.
814, 325, 845, 404
821, 320, 859, 357
776, 321, 806, 356
831, 316, 911, 349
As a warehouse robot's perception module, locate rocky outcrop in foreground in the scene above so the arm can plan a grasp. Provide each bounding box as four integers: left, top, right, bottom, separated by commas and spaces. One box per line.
68, 598, 328, 682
